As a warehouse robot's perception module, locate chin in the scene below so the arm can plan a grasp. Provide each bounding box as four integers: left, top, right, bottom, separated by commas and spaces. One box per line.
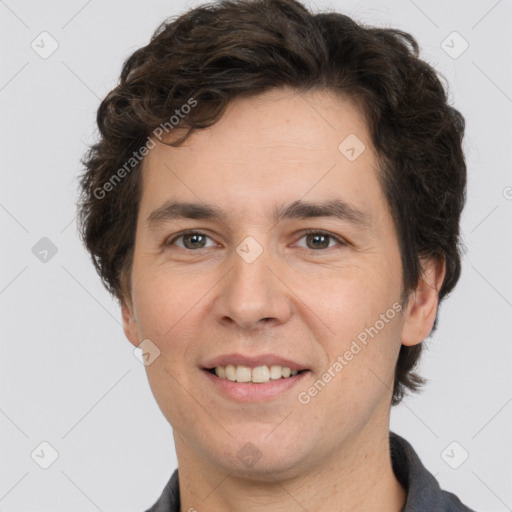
204, 431, 316, 481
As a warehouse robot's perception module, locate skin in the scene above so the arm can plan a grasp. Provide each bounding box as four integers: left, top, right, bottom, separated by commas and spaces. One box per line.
122, 86, 445, 512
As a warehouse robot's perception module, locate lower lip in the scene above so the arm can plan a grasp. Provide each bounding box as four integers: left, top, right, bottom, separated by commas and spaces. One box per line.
202, 369, 309, 402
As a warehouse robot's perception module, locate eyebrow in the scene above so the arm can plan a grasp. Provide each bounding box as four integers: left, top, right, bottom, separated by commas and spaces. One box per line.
146, 198, 372, 230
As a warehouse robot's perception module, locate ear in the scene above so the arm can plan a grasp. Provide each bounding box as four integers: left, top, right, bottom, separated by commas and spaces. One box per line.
401, 256, 446, 347
121, 297, 140, 348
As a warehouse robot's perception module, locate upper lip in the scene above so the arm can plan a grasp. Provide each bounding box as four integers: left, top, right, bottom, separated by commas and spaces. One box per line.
203, 353, 309, 371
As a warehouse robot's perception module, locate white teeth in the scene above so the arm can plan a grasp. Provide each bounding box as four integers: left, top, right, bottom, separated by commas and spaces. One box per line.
252, 365, 270, 383
235, 365, 252, 383
270, 365, 282, 379
225, 364, 236, 381
211, 364, 302, 383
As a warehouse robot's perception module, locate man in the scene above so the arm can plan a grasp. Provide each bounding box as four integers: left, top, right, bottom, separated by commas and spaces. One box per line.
78, 0, 475, 510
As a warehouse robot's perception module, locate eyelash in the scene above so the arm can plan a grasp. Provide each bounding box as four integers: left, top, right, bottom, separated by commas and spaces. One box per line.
164, 228, 347, 251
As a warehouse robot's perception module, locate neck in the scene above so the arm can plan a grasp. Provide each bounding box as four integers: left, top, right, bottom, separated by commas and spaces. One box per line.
175, 425, 405, 512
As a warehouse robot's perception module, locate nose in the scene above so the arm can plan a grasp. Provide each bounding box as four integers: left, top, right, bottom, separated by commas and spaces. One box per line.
212, 242, 293, 331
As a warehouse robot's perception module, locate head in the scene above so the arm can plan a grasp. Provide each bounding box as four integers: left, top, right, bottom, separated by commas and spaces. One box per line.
78, 0, 465, 477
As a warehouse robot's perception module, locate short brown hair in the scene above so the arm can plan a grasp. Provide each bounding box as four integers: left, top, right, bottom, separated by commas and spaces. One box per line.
78, 0, 466, 405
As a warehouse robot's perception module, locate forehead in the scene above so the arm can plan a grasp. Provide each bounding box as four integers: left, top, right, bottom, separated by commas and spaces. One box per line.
162, 87, 372, 162
138, 87, 384, 225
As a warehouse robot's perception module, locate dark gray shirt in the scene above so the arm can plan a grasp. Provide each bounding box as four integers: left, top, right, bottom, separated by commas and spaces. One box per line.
144, 432, 476, 511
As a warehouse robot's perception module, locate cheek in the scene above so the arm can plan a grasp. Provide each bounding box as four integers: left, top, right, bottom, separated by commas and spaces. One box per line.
131, 269, 210, 428
304, 261, 400, 337
303, 311, 402, 445
132, 262, 201, 340
301, 262, 403, 391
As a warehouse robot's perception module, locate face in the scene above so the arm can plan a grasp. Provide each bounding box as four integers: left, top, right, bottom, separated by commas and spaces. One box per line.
122, 87, 441, 479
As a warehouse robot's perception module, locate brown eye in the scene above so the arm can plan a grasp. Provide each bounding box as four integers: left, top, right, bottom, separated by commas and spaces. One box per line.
305, 233, 330, 249
182, 233, 207, 249
166, 231, 215, 250
295, 230, 346, 251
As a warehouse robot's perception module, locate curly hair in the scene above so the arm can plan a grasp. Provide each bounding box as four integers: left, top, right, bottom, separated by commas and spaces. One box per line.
78, 0, 466, 405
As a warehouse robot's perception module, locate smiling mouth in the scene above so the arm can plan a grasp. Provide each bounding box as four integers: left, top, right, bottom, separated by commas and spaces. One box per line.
206, 364, 309, 384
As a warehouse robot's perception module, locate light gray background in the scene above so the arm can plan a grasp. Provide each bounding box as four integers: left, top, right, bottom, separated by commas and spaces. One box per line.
1, 0, 511, 510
